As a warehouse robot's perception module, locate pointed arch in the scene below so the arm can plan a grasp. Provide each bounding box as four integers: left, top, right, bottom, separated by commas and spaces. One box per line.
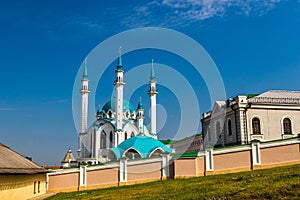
149, 147, 163, 157
101, 131, 107, 149
123, 148, 142, 159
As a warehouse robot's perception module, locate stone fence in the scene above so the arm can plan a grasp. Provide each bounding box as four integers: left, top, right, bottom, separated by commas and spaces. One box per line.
47, 137, 300, 193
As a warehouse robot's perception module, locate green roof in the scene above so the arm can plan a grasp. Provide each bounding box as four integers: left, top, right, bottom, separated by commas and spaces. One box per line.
111, 136, 174, 159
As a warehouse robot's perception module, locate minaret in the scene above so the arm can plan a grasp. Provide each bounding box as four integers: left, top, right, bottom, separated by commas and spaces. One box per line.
137, 97, 144, 135
147, 59, 158, 137
79, 58, 90, 156
114, 47, 125, 141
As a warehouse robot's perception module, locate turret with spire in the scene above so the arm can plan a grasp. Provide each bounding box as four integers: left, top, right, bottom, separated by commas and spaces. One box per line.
147, 59, 158, 138
113, 47, 125, 146
79, 58, 90, 157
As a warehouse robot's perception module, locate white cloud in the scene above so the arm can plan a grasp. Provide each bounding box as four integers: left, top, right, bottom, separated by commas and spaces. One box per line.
124, 0, 285, 28
0, 107, 16, 111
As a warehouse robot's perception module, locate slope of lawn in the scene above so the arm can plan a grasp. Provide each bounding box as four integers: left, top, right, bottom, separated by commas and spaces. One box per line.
47, 164, 300, 200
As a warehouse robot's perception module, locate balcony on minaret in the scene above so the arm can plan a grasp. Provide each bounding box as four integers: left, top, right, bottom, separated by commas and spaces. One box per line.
147, 85, 158, 95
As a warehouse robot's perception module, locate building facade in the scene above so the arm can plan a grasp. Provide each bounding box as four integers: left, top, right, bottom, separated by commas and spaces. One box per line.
202, 90, 300, 147
0, 144, 47, 200
170, 134, 204, 153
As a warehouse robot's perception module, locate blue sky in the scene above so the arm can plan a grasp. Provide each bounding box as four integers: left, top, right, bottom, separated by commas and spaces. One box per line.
0, 0, 300, 165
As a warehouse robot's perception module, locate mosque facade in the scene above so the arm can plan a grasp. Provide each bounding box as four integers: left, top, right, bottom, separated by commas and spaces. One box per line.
77, 52, 173, 164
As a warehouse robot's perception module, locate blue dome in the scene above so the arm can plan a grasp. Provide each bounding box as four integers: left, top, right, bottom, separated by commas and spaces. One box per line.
110, 136, 174, 160
102, 99, 135, 113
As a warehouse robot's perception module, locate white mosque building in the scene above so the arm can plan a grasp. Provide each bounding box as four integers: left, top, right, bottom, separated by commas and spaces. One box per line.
76, 52, 173, 164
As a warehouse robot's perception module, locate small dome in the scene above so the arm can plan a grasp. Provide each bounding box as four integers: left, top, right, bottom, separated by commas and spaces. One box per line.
102, 99, 135, 113
110, 136, 174, 160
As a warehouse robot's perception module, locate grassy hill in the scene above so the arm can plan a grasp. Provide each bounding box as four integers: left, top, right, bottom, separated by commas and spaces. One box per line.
47, 164, 300, 200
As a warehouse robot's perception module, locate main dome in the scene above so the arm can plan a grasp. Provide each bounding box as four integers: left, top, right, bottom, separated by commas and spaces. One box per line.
110, 136, 174, 159
102, 99, 135, 113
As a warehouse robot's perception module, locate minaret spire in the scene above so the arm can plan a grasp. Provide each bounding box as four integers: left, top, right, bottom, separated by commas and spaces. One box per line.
147, 59, 158, 138
150, 59, 155, 82
117, 46, 123, 68
83, 57, 88, 80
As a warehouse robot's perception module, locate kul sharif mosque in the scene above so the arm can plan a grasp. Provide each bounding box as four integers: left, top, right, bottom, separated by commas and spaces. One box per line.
77, 50, 173, 164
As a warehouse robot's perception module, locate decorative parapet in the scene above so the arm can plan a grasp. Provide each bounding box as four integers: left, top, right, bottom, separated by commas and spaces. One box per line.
248, 97, 300, 104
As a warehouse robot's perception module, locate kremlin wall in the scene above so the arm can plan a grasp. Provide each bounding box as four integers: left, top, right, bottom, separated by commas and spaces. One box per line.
47, 136, 300, 193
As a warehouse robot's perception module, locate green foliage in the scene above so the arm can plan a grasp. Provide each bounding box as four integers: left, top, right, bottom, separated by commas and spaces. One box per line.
47, 164, 300, 200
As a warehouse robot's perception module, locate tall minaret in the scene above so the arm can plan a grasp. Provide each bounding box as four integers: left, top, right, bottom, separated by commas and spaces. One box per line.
79, 58, 90, 156
114, 47, 125, 137
147, 59, 158, 138
80, 58, 90, 134
136, 97, 144, 135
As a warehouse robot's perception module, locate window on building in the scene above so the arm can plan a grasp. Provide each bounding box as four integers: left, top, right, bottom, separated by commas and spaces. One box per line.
33, 181, 36, 194
125, 132, 128, 140
228, 119, 232, 136
283, 118, 292, 134
131, 132, 135, 137
109, 131, 113, 148
101, 131, 107, 148
38, 181, 40, 193
252, 117, 261, 135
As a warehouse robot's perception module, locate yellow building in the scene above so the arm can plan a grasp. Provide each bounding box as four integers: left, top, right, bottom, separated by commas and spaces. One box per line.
0, 143, 47, 200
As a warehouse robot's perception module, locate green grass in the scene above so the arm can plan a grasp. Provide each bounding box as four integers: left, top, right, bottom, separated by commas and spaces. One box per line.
47, 164, 300, 200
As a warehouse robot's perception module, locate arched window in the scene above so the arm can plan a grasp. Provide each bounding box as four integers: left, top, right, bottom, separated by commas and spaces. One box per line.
125, 132, 128, 140
131, 132, 135, 137
283, 118, 292, 134
252, 117, 261, 135
101, 131, 107, 149
109, 131, 113, 148
228, 119, 232, 136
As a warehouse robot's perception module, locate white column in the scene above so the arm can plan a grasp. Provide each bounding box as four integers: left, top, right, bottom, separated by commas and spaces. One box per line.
161, 153, 170, 178
150, 90, 156, 135
205, 147, 214, 171
251, 141, 261, 166
119, 158, 127, 182
79, 165, 87, 186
